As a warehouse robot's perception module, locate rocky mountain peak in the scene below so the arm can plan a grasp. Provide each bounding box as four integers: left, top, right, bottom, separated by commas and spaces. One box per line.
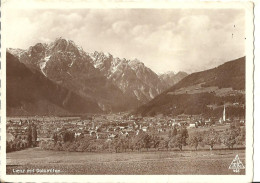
128, 59, 145, 70
161, 71, 176, 76
88, 51, 167, 103
27, 43, 46, 59
159, 71, 188, 87
8, 37, 188, 111
49, 37, 81, 56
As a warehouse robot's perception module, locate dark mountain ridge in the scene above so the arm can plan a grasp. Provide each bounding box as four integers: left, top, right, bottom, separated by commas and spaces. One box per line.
6, 52, 102, 116
136, 57, 245, 118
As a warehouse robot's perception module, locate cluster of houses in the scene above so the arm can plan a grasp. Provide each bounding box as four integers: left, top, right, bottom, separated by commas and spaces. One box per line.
6, 109, 245, 144
6, 119, 32, 142
6, 119, 38, 151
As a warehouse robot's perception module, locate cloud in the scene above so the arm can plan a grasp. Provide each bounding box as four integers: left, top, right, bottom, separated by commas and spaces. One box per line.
5, 9, 245, 73
112, 21, 131, 35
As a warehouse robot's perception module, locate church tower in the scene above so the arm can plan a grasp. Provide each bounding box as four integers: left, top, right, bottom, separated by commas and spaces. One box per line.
223, 104, 226, 122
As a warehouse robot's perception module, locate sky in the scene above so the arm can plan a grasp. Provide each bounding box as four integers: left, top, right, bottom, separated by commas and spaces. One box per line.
6, 9, 245, 74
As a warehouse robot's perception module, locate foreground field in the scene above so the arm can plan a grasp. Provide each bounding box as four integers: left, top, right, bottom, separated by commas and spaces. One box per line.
7, 148, 245, 175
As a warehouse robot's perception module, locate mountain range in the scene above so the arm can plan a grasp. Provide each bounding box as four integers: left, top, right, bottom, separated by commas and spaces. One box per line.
89, 51, 167, 103
7, 37, 187, 115
135, 57, 245, 118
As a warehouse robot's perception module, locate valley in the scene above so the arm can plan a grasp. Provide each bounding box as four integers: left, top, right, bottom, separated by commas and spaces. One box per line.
7, 38, 188, 115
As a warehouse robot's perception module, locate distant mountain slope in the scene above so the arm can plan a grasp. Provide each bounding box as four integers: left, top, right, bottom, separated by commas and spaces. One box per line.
136, 57, 245, 117
6, 52, 102, 116
89, 51, 166, 103
159, 71, 188, 87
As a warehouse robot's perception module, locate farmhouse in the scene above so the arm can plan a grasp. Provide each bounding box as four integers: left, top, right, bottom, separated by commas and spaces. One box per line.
189, 123, 196, 128
142, 126, 148, 132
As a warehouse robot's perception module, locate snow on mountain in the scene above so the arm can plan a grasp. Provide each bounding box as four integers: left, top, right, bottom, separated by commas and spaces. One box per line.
7, 48, 26, 59
90, 52, 167, 103
8, 37, 186, 110
39, 55, 51, 76
7, 51, 102, 115
8, 37, 139, 112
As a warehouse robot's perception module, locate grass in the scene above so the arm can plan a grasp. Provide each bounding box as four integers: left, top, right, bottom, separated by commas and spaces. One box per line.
166, 82, 239, 97
6, 148, 245, 175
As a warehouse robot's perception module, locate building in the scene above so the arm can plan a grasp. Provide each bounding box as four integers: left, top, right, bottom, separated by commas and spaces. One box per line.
189, 123, 196, 128
223, 104, 226, 122
219, 104, 226, 124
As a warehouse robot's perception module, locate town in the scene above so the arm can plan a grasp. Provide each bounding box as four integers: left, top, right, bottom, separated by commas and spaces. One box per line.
6, 105, 245, 153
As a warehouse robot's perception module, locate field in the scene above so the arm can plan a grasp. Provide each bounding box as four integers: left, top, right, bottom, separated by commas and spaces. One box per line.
7, 148, 245, 175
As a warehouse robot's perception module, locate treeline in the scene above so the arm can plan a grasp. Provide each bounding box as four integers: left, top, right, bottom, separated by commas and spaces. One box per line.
39, 122, 245, 153
6, 123, 38, 152
138, 92, 245, 117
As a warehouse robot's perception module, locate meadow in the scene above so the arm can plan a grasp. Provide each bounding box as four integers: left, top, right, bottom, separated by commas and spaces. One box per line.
6, 147, 245, 175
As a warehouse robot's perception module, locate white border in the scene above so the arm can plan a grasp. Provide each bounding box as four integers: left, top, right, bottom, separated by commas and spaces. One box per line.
0, 1, 254, 182
254, 0, 260, 182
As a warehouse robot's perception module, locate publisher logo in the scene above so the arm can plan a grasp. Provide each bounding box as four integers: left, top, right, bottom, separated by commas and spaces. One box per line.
229, 154, 245, 173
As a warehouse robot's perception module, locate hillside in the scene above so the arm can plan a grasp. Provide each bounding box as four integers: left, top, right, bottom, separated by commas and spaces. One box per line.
6, 52, 102, 116
136, 57, 245, 118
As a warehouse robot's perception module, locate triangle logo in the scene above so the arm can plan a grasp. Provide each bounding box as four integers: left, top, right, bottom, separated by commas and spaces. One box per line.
229, 154, 245, 173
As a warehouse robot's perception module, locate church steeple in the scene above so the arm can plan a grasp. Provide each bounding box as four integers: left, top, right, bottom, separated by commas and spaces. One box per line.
223, 104, 226, 122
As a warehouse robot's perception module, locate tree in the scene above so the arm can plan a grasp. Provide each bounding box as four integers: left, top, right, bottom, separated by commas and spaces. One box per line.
169, 134, 183, 150
163, 139, 170, 150
168, 127, 189, 151
128, 138, 135, 151
112, 138, 121, 153
32, 125, 37, 147
168, 130, 173, 138
62, 131, 75, 143
151, 135, 160, 150
115, 137, 129, 152
27, 124, 32, 147
180, 127, 189, 146
62, 142, 73, 151
6, 141, 12, 152
203, 128, 220, 150
172, 126, 177, 136
222, 122, 242, 149
77, 137, 91, 152
142, 134, 151, 151
132, 130, 146, 151
67, 142, 78, 152
222, 130, 237, 149
236, 126, 246, 146
188, 132, 203, 150
54, 142, 63, 151
52, 133, 58, 144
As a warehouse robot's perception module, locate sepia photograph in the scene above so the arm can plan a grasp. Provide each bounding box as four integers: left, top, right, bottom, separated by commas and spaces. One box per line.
0, 1, 254, 182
